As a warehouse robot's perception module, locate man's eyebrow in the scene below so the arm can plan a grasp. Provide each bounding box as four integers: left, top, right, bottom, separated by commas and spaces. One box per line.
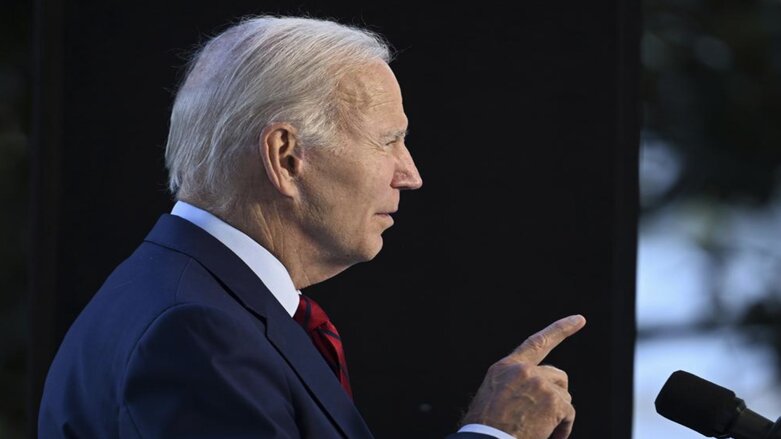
382, 129, 408, 140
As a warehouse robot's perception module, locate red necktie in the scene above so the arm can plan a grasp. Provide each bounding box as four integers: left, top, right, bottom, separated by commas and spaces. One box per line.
293, 295, 353, 398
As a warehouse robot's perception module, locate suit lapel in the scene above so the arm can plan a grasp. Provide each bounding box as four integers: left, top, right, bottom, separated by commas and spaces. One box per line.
145, 214, 374, 439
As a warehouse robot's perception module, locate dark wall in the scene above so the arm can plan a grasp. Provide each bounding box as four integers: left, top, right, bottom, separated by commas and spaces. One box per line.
31, 1, 640, 438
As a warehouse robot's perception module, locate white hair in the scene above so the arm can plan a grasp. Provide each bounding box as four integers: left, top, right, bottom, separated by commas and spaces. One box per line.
164, 15, 392, 211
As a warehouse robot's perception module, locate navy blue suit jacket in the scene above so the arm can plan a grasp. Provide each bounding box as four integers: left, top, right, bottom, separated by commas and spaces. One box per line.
39, 214, 491, 438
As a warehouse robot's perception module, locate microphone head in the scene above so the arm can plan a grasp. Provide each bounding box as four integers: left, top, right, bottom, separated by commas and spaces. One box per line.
655, 370, 743, 437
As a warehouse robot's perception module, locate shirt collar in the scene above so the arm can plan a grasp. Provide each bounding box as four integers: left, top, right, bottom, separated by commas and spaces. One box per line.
170, 200, 300, 317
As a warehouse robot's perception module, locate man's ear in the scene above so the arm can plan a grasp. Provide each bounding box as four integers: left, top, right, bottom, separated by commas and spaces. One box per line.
259, 123, 302, 197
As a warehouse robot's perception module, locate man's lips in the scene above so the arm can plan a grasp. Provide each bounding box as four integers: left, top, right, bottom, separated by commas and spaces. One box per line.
376, 211, 396, 223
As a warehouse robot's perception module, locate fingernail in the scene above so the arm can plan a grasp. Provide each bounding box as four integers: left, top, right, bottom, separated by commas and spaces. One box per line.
568, 315, 585, 324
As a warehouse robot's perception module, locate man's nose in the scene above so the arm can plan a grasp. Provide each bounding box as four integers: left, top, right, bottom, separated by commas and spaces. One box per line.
392, 145, 423, 190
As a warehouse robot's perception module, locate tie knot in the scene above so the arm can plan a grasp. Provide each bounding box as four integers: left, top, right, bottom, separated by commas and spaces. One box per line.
294, 295, 331, 333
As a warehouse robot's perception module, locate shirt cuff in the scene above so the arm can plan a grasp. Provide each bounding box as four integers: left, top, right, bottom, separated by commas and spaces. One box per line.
458, 423, 516, 439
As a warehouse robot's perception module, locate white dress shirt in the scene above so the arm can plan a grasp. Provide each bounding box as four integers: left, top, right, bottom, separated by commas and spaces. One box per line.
171, 201, 300, 316
170, 201, 513, 439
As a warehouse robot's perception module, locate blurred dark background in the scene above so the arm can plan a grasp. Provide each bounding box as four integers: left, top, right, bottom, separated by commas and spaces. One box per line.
1, 0, 32, 437
3, 1, 643, 438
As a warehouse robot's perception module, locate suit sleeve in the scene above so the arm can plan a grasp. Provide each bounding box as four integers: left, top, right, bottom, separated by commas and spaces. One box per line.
118, 303, 298, 438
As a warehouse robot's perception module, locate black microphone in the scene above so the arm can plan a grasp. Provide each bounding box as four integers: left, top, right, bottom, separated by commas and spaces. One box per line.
655, 370, 781, 439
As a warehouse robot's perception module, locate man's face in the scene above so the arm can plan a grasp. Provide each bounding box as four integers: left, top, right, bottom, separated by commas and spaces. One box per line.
296, 61, 422, 268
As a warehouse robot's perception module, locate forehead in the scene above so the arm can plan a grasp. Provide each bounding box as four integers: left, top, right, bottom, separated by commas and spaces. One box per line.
337, 61, 407, 132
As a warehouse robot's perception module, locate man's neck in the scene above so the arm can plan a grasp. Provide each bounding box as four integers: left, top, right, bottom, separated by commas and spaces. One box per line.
182, 198, 347, 290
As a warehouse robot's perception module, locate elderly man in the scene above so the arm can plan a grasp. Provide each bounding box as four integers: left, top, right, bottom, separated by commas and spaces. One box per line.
38, 16, 585, 439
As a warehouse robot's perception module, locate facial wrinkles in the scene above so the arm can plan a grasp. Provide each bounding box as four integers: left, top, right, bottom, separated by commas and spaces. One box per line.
336, 65, 405, 148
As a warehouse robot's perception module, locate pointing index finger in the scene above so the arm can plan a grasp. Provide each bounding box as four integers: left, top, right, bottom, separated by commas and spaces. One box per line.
510, 315, 586, 365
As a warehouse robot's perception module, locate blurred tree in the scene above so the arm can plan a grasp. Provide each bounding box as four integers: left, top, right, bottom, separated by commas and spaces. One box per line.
642, 0, 781, 211
640, 0, 781, 377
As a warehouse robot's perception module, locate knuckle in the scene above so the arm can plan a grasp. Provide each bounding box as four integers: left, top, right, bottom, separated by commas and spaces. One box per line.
515, 362, 533, 377
561, 401, 576, 421
491, 360, 535, 382
526, 332, 548, 351
526, 374, 547, 391
540, 364, 569, 386
488, 358, 512, 373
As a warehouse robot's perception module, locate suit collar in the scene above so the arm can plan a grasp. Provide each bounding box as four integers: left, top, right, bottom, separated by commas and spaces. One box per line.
144, 214, 373, 439
170, 201, 300, 316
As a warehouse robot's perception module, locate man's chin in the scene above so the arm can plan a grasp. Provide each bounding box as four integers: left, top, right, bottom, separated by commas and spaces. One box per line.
357, 237, 384, 263
334, 236, 384, 268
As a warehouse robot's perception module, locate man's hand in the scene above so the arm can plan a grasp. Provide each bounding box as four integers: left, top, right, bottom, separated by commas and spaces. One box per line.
461, 315, 586, 439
